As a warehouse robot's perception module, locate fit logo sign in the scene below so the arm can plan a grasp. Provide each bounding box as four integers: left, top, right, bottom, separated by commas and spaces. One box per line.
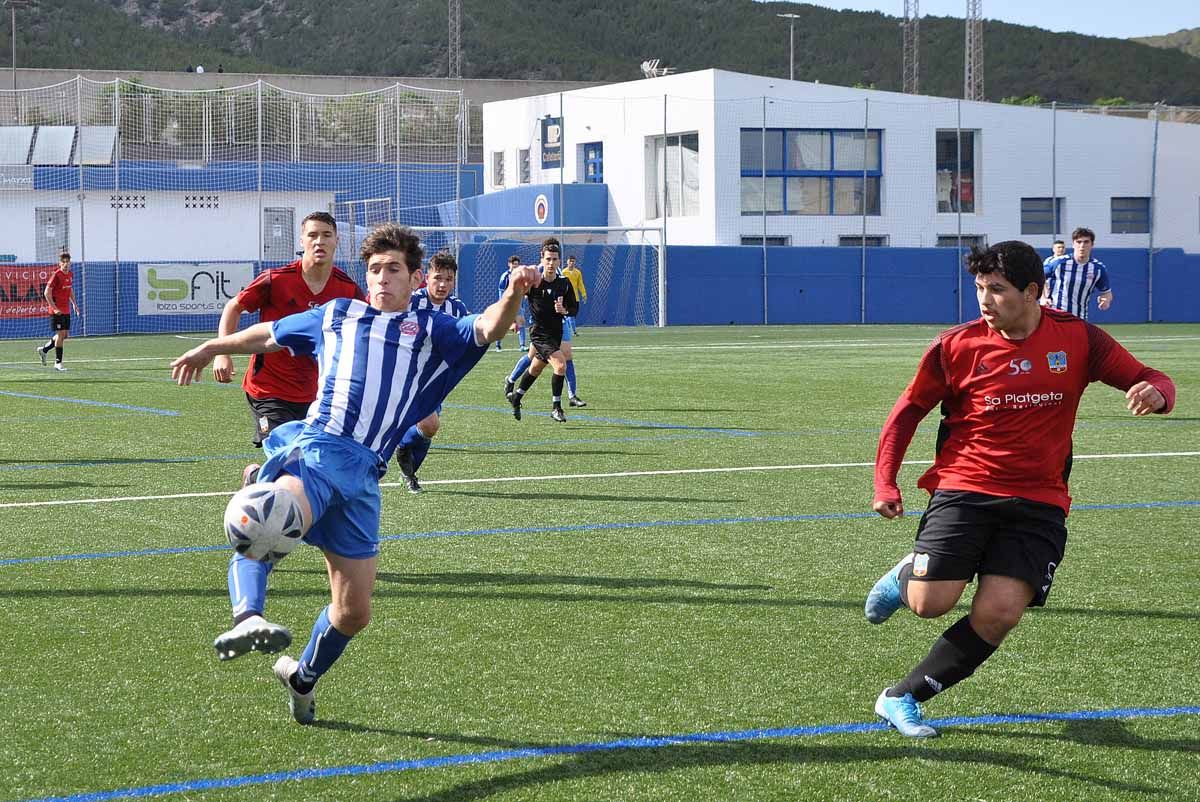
139, 263, 253, 315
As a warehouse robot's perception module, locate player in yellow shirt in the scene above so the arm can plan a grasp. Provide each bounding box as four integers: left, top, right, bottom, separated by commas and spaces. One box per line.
559, 255, 587, 406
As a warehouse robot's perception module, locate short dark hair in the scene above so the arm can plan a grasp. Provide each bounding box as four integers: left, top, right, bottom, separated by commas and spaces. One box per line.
566, 255, 576, 262
359, 223, 424, 273
1052, 240, 1065, 246
540, 237, 561, 257
966, 240, 1045, 295
428, 251, 458, 274
1071, 227, 1095, 244
58, 251, 71, 261
301, 211, 337, 230
508, 254, 521, 265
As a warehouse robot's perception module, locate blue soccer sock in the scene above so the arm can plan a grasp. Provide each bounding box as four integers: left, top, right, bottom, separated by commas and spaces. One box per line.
228, 553, 273, 623
508, 354, 532, 383
566, 360, 578, 397
295, 605, 353, 691
410, 431, 433, 471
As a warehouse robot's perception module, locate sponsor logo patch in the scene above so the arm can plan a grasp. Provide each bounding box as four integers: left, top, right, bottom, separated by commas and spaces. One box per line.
912, 553, 930, 578
400, 321, 420, 336
1046, 350, 1068, 374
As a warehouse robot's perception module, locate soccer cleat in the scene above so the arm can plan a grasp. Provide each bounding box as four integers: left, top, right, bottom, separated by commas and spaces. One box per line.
504, 378, 515, 399
550, 406, 567, 423
273, 655, 316, 725
875, 688, 938, 738
53, 363, 67, 372
865, 553, 914, 624
241, 463, 261, 487
37, 346, 47, 366
395, 447, 422, 494
510, 393, 522, 421
568, 395, 587, 408
213, 614, 292, 661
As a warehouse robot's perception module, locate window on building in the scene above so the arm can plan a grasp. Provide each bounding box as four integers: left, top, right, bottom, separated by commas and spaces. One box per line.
1111, 197, 1150, 234
583, 142, 603, 184
646, 132, 700, 218
936, 130, 976, 213
741, 236, 792, 246
491, 151, 505, 188
936, 235, 988, 247
518, 148, 530, 184
740, 128, 881, 215
1020, 197, 1065, 235
838, 235, 889, 247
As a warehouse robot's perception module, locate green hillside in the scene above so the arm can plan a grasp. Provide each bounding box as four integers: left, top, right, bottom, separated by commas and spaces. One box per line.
1134, 27, 1200, 60
4, 1, 1200, 104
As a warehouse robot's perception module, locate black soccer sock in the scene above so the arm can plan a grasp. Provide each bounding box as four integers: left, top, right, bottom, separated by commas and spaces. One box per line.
55, 346, 63, 363
889, 615, 998, 703
516, 370, 537, 396
290, 673, 316, 695
551, 373, 565, 405
897, 561, 915, 607
41, 339, 53, 353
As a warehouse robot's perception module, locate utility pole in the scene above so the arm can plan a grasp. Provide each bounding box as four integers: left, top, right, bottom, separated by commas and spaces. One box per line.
902, 0, 919, 94
6, 0, 33, 93
964, 0, 984, 101
777, 13, 800, 81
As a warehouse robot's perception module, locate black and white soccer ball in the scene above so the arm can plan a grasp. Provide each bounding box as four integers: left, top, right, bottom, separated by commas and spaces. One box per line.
223, 484, 305, 562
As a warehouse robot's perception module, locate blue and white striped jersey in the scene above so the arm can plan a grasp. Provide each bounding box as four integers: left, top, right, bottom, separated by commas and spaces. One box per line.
1044, 256, 1110, 321
409, 287, 470, 318
271, 298, 486, 464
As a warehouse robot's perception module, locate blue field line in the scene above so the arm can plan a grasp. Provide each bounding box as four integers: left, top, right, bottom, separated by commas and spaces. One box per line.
0, 454, 256, 472
0, 390, 179, 416
2, 500, 1198, 568
15, 705, 1200, 802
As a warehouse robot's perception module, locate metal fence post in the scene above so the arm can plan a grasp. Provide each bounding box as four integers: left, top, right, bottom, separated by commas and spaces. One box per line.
1148, 102, 1160, 321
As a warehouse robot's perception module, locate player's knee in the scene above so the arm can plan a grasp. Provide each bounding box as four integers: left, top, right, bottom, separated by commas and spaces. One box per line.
908, 595, 954, 619
334, 603, 371, 635
969, 599, 1025, 639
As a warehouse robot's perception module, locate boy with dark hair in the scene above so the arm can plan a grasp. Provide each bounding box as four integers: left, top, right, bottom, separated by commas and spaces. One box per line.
1042, 226, 1112, 320
37, 252, 79, 371
507, 238, 578, 423
864, 239, 1175, 738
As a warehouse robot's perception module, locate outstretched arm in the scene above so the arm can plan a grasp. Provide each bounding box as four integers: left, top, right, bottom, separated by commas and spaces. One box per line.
873, 341, 947, 518
474, 267, 541, 343
171, 322, 281, 385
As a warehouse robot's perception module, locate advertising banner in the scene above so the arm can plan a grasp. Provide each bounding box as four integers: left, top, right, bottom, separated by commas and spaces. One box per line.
138, 262, 254, 316
0, 265, 53, 318
540, 116, 562, 169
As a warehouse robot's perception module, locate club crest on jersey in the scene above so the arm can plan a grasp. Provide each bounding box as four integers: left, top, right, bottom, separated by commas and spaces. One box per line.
400, 321, 420, 336
1046, 351, 1068, 374
912, 553, 930, 578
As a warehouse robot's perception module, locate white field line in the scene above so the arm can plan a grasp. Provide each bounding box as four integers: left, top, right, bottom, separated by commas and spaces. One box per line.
2, 334, 1197, 367
0, 451, 1196, 510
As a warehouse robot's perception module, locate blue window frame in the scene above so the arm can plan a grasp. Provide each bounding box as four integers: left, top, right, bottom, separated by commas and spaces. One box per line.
583, 142, 603, 184
1111, 197, 1150, 234
740, 128, 881, 216
1020, 197, 1065, 236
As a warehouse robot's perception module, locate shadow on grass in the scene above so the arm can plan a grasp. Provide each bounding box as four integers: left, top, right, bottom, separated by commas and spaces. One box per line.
958, 717, 1200, 753
373, 571, 772, 593
386, 738, 1162, 802
0, 480, 127, 490
433, 449, 659, 458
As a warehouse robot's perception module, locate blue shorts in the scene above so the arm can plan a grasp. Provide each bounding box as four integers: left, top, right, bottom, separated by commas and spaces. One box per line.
258, 421, 385, 560
562, 317, 575, 341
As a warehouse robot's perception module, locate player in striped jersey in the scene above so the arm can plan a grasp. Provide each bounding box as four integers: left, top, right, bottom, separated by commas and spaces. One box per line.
1042, 227, 1113, 320
394, 251, 471, 493
1041, 239, 1065, 268
171, 223, 539, 724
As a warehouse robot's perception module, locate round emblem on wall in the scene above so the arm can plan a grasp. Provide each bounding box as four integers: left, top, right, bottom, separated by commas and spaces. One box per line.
533, 193, 549, 225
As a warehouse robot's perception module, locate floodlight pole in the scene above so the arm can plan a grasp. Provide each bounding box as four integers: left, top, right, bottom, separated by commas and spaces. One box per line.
7, 0, 31, 93
777, 13, 800, 81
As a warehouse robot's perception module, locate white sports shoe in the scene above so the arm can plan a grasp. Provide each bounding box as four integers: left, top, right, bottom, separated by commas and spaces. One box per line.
273, 655, 316, 725
53, 363, 67, 372
36, 346, 47, 366
213, 614, 291, 661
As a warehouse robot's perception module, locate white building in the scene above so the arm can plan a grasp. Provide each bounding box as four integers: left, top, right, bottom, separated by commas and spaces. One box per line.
482, 69, 1200, 250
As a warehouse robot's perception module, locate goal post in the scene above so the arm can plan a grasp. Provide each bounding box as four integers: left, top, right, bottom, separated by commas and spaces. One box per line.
408, 226, 666, 327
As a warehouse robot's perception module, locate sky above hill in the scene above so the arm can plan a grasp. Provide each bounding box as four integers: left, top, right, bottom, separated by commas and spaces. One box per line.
777, 1, 1196, 40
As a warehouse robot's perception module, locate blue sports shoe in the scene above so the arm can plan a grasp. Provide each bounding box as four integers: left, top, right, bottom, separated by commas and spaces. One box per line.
865, 553, 913, 624
875, 688, 938, 738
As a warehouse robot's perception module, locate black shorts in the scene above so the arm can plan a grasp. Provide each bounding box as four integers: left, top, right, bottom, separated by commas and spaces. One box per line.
529, 334, 563, 362
246, 393, 311, 447
911, 490, 1067, 607
50, 314, 71, 332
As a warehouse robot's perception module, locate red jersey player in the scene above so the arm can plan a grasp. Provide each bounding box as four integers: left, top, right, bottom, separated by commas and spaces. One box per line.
865, 240, 1175, 738
37, 251, 80, 371
213, 211, 363, 466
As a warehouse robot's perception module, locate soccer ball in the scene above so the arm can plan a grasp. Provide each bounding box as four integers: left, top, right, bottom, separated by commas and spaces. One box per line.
223, 484, 305, 562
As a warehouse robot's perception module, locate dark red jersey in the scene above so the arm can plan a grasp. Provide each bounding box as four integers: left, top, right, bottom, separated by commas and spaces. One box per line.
875, 308, 1175, 513
46, 268, 73, 313
236, 260, 364, 403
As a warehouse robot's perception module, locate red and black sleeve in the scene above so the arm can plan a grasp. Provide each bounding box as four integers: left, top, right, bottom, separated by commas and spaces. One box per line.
874, 339, 950, 502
